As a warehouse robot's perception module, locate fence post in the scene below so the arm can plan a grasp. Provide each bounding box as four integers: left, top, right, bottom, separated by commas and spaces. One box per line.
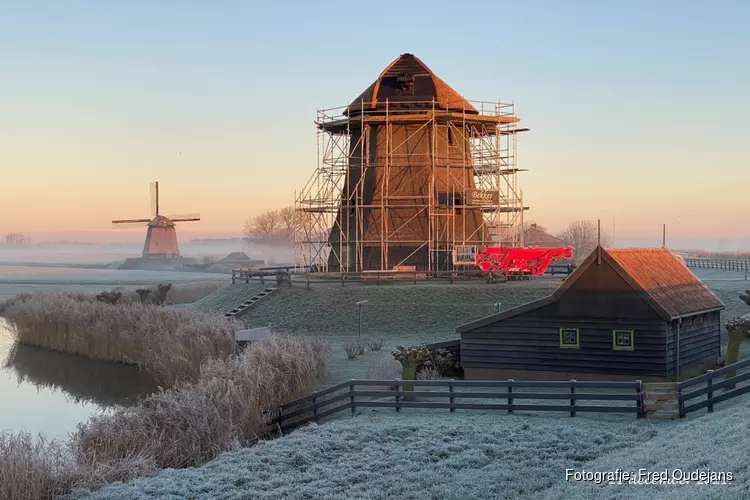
449, 379, 455, 412
395, 378, 401, 412
306, 273, 310, 290
312, 393, 318, 424
341, 273, 345, 287
349, 382, 355, 415
569, 379, 577, 417
413, 271, 417, 284
507, 379, 514, 414
678, 383, 685, 418
706, 370, 714, 413
636, 380, 644, 419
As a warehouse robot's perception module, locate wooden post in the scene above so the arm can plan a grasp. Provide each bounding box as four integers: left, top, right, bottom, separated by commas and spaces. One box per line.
341, 273, 345, 287
706, 370, 714, 413
570, 379, 577, 417
349, 382, 355, 415
395, 378, 401, 412
413, 271, 417, 284
306, 272, 310, 290
312, 393, 319, 423
636, 380, 644, 418
449, 379, 455, 412
507, 379, 514, 414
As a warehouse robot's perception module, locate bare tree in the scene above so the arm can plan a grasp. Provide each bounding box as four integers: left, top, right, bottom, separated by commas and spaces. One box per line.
4, 232, 31, 246
277, 206, 305, 240
242, 209, 283, 242
556, 220, 612, 262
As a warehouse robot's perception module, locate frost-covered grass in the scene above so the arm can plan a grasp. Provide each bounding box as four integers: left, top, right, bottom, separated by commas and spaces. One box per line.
0, 291, 238, 386
0, 334, 330, 500
61, 410, 660, 500
64, 397, 750, 500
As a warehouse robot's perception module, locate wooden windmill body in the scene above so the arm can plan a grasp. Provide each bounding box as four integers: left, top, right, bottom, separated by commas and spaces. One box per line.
312, 53, 524, 272
112, 182, 200, 259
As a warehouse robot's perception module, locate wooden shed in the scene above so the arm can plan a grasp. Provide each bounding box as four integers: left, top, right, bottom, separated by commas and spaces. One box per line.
457, 246, 725, 381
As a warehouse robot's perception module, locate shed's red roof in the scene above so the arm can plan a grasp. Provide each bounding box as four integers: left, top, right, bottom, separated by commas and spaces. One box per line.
606, 247, 724, 318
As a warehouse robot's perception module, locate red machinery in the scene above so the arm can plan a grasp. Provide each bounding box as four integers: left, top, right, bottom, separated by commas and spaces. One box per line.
453, 245, 574, 276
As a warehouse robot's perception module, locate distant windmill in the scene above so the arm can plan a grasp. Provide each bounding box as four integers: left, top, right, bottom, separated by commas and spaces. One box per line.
112, 182, 200, 259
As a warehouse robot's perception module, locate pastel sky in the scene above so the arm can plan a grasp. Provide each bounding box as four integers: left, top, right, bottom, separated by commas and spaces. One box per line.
1, 1, 748, 243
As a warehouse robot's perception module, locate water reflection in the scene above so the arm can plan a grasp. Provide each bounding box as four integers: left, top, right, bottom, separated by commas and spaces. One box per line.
0, 319, 158, 438
4, 343, 159, 408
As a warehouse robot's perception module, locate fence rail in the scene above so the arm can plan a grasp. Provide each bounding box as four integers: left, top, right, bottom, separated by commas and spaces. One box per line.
232, 268, 573, 288
678, 357, 750, 417
271, 378, 643, 433
683, 257, 750, 273
269, 357, 750, 433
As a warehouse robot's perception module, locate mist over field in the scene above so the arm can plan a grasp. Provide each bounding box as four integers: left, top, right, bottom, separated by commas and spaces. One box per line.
0, 239, 296, 267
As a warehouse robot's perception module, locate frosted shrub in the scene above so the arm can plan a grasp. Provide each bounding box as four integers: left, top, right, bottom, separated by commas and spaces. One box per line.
365, 336, 384, 351
344, 339, 360, 360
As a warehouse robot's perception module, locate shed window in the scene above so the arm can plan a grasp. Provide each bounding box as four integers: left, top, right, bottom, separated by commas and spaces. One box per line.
612, 330, 634, 351
559, 328, 580, 349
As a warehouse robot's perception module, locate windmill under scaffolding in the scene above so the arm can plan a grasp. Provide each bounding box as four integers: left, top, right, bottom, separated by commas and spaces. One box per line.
295, 53, 529, 273
112, 182, 200, 259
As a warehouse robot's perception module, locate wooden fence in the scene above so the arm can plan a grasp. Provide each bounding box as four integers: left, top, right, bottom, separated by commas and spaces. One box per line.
270, 379, 643, 433
269, 358, 750, 433
678, 357, 750, 417
683, 257, 750, 273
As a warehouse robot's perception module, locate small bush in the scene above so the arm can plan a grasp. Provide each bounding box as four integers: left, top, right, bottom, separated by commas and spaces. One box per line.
344, 339, 360, 360
416, 366, 442, 380
365, 336, 384, 351
367, 354, 401, 380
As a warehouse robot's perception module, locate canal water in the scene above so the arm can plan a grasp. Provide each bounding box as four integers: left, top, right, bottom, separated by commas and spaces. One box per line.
0, 318, 158, 439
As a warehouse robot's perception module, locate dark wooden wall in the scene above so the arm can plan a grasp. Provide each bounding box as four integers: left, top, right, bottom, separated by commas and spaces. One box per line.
461, 313, 669, 378
665, 311, 721, 375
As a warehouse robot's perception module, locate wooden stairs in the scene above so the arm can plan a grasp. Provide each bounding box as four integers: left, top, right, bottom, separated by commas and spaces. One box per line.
224, 287, 277, 319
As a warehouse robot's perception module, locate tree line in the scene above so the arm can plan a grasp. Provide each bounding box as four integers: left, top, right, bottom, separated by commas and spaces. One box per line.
243, 208, 610, 260
3, 233, 32, 246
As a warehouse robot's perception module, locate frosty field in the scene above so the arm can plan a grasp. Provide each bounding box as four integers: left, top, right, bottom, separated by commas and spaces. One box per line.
64, 396, 749, 500
0, 265, 228, 300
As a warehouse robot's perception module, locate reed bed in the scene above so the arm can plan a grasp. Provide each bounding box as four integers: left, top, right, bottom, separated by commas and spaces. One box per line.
0, 334, 331, 500
112, 281, 224, 305
0, 291, 237, 385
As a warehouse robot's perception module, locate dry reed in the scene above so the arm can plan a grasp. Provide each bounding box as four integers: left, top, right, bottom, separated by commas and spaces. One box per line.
1, 291, 237, 385
0, 334, 330, 499
0, 431, 74, 500
73, 333, 331, 469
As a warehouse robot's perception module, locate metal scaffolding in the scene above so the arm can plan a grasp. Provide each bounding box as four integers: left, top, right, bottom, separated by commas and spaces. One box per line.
294, 99, 528, 272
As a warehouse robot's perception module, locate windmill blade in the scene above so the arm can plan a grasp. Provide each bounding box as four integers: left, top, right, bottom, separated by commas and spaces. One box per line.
150, 181, 159, 217
111, 219, 150, 229
166, 213, 201, 222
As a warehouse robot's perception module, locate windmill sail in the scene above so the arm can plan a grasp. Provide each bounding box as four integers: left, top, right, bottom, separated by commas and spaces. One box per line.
165, 213, 201, 222
150, 181, 159, 217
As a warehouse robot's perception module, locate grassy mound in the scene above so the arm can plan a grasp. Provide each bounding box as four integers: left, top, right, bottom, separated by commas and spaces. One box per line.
187, 283, 271, 315
242, 281, 558, 341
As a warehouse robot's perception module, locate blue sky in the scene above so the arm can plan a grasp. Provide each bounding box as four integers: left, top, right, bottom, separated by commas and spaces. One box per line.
1, 1, 748, 248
